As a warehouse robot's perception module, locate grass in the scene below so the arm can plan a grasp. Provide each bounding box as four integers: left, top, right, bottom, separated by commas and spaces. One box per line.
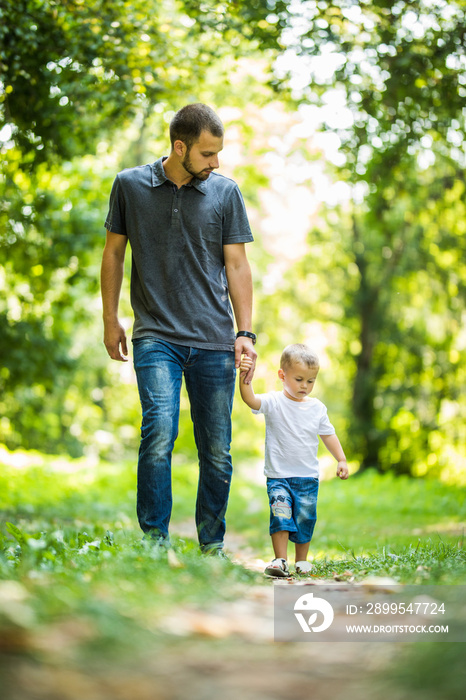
1, 454, 465, 584
0, 457, 257, 656
0, 454, 464, 645
0, 450, 465, 699
229, 467, 465, 582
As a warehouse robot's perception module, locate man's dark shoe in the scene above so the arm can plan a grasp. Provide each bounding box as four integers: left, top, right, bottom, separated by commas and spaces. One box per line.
200, 544, 229, 560
142, 532, 171, 553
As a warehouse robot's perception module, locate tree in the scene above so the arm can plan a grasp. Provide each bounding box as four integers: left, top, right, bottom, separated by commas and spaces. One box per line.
0, 0, 284, 454
269, 0, 466, 473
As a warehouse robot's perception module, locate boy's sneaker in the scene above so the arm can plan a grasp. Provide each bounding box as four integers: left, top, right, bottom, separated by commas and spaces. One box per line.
295, 560, 313, 574
264, 558, 290, 578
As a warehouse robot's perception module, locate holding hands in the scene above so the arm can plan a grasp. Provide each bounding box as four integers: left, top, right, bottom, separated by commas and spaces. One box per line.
239, 354, 254, 379
235, 338, 256, 385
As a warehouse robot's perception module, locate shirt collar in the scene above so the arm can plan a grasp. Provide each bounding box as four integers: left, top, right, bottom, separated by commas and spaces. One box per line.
150, 157, 208, 194
150, 157, 168, 187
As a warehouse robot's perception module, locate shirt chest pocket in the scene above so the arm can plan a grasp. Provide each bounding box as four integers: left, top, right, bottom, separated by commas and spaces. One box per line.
203, 220, 223, 243
184, 193, 223, 243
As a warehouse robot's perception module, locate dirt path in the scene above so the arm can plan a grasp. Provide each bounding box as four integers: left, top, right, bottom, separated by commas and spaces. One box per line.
2, 577, 399, 700
1, 581, 402, 700
2, 640, 398, 700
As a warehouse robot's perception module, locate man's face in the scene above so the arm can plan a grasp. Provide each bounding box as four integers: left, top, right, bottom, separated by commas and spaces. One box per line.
181, 130, 223, 180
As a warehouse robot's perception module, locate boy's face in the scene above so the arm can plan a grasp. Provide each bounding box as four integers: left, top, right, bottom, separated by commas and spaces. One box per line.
278, 361, 319, 402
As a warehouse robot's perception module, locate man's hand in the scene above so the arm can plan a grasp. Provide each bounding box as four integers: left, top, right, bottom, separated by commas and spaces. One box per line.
101, 231, 128, 361
235, 337, 257, 384
104, 320, 128, 362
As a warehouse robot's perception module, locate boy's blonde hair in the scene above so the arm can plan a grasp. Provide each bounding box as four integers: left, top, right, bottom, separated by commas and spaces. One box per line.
280, 343, 320, 370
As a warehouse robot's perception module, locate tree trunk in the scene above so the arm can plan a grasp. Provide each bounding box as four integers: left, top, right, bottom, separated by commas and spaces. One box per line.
351, 217, 383, 472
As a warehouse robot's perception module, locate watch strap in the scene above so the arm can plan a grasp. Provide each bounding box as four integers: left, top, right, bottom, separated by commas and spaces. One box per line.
236, 331, 257, 345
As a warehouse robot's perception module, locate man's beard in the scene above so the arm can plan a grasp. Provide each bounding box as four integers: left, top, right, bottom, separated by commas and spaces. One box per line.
182, 152, 212, 180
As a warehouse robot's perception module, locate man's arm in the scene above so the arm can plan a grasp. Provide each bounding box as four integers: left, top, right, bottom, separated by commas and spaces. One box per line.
320, 433, 349, 480
224, 242, 257, 383
101, 230, 129, 362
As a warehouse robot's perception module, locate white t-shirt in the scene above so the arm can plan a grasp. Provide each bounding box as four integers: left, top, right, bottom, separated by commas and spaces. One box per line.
252, 391, 336, 478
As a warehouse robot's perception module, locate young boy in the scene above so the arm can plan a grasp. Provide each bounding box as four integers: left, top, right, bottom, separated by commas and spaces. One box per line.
239, 343, 348, 578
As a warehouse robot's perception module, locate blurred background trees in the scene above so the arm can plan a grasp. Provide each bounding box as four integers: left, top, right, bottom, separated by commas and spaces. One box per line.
1, 0, 465, 478
262, 0, 466, 475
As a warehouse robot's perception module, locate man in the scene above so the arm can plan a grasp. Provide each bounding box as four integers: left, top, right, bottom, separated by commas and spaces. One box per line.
101, 103, 257, 554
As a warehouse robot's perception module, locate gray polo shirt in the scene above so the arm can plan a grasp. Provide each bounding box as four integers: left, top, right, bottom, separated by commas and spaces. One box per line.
104, 157, 253, 351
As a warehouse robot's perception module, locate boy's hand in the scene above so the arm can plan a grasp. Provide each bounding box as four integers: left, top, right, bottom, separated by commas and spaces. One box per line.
238, 354, 261, 410
337, 461, 349, 480
239, 355, 253, 380
235, 338, 256, 384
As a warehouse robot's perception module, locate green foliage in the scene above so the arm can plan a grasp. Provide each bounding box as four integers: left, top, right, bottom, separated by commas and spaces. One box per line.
277, 155, 466, 475
0, 0, 282, 455
0, 155, 116, 453
181, 0, 288, 53
2, 0, 277, 163
1, 0, 465, 477
383, 642, 466, 700
260, 0, 466, 474
284, 0, 466, 164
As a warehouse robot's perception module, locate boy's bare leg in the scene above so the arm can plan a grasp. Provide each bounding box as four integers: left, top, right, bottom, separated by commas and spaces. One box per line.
295, 541, 310, 563
271, 531, 289, 559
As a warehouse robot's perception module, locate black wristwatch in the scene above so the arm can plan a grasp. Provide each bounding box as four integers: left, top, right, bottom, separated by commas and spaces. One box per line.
236, 331, 257, 345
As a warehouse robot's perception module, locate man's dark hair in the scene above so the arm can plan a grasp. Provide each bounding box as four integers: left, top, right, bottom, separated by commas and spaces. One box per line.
169, 103, 224, 150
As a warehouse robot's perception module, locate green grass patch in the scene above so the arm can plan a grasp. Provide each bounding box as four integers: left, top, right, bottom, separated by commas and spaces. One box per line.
0, 451, 465, 665
229, 467, 465, 582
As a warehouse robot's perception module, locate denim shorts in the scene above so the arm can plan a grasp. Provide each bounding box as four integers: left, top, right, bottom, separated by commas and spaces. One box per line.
266, 477, 319, 544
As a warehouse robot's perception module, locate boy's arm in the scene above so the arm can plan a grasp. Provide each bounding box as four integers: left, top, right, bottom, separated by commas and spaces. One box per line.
320, 433, 349, 480
239, 356, 261, 411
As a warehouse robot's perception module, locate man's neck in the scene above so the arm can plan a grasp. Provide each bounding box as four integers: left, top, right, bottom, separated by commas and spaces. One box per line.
162, 153, 192, 189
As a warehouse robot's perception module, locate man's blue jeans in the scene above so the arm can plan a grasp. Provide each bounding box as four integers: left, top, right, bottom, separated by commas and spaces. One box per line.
132, 338, 236, 550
